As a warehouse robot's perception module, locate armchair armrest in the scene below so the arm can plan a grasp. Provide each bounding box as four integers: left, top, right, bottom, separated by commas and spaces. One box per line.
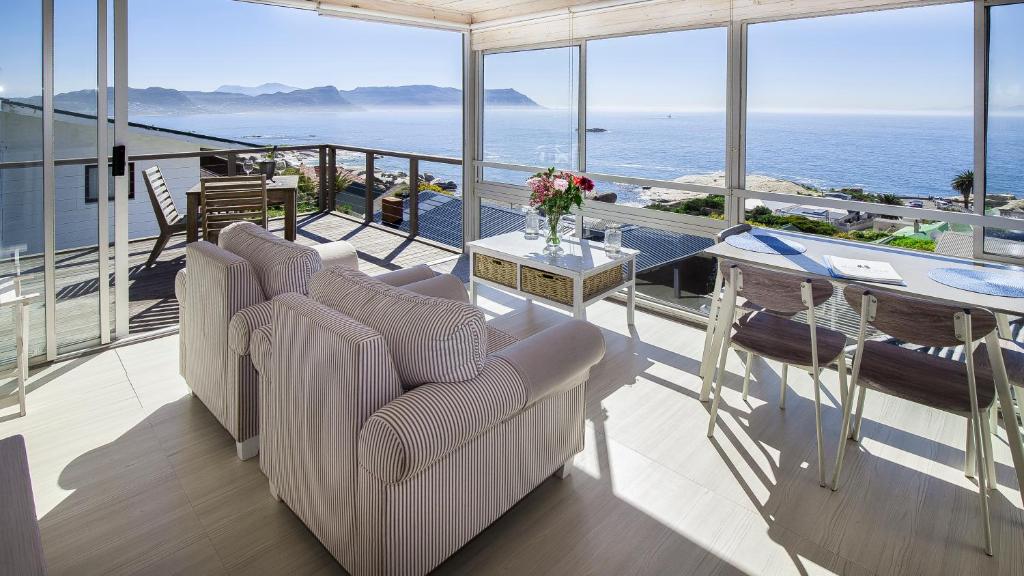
358, 358, 526, 484
373, 264, 437, 287
491, 320, 605, 407
228, 300, 276, 357
400, 273, 468, 303
313, 240, 359, 271
174, 269, 187, 303
250, 324, 273, 374
357, 320, 604, 484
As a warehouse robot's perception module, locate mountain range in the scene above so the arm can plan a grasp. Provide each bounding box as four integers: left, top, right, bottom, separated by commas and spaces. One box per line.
15, 84, 539, 115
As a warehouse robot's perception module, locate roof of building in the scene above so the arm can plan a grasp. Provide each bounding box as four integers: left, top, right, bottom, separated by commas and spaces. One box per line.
0, 99, 260, 149
375, 192, 715, 272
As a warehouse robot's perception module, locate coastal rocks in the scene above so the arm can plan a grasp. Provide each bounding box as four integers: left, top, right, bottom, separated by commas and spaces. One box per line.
642, 172, 821, 204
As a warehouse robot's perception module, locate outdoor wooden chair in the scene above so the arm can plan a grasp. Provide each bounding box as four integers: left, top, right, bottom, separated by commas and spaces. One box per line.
142, 166, 188, 267
706, 260, 848, 488
831, 284, 998, 555
200, 175, 268, 243
1, 245, 39, 418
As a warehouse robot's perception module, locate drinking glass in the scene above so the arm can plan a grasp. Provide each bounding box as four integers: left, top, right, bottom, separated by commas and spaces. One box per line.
604, 222, 622, 256
524, 206, 540, 239
243, 157, 255, 176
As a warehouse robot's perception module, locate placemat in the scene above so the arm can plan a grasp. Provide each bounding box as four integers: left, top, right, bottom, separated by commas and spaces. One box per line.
928, 267, 1024, 298
724, 232, 807, 255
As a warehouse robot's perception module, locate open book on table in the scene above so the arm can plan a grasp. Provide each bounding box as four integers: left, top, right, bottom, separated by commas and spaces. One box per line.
823, 255, 905, 285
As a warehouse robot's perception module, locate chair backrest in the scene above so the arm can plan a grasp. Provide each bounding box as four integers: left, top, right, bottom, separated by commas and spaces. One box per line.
843, 284, 997, 347
721, 260, 833, 315
716, 223, 751, 243
143, 166, 181, 229
200, 175, 268, 242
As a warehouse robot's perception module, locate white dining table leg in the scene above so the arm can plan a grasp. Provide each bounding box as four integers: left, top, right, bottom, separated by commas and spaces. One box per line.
985, 328, 1024, 506
699, 269, 725, 401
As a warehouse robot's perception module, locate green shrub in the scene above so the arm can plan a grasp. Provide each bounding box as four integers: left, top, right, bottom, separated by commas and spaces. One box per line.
888, 236, 935, 252
644, 195, 725, 217
837, 229, 891, 242
746, 213, 838, 236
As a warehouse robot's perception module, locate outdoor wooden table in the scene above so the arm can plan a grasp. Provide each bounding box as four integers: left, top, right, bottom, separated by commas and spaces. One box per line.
186, 175, 299, 242
700, 228, 1024, 504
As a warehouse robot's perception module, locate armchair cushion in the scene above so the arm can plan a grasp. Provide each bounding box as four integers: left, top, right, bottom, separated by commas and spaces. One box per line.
399, 274, 469, 303
358, 357, 527, 484
218, 221, 321, 298
250, 324, 273, 375
310, 267, 487, 388
313, 240, 359, 271
228, 300, 276, 357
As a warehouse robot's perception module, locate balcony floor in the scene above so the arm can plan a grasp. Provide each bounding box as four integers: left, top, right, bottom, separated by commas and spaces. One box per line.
1, 284, 1023, 575
1, 212, 460, 360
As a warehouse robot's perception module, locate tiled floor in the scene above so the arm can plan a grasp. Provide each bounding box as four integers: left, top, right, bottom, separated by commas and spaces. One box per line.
2, 281, 1023, 575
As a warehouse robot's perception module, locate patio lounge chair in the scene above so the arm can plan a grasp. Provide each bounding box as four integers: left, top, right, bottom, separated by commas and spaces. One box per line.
142, 166, 188, 268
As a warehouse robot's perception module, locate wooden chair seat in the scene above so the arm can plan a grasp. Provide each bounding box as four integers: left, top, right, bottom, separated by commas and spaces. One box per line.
860, 341, 996, 415
732, 311, 847, 368
973, 340, 1024, 386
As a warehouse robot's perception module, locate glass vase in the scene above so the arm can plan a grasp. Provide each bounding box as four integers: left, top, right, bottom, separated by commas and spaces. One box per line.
544, 210, 564, 255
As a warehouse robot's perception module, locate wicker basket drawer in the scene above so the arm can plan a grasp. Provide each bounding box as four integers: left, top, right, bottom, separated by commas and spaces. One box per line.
473, 254, 517, 288
583, 265, 625, 301
520, 266, 574, 306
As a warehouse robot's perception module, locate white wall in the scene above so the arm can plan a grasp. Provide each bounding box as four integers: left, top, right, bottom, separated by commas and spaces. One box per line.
1, 109, 213, 254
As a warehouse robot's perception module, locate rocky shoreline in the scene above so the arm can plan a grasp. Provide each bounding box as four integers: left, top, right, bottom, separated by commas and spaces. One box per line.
642, 172, 820, 205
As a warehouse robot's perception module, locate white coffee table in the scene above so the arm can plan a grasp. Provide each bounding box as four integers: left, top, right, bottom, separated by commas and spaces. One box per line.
467, 231, 637, 325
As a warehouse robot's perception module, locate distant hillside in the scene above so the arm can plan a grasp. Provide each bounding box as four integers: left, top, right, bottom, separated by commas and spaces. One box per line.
215, 83, 299, 96
339, 85, 541, 108
16, 84, 540, 115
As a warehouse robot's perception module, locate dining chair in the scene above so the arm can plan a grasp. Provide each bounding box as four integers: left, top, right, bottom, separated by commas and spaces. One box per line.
1, 245, 39, 418
831, 284, 998, 555
706, 260, 848, 487
200, 175, 268, 243
142, 166, 188, 267
700, 224, 751, 397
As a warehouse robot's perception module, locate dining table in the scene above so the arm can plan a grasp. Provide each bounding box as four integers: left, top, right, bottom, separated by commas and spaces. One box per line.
699, 227, 1024, 504
186, 175, 299, 242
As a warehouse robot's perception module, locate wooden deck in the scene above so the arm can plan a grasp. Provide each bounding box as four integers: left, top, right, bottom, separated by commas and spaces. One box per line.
0, 212, 459, 360
1, 286, 1022, 575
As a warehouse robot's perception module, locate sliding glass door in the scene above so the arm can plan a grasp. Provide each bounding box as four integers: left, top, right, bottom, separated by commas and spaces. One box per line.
0, 0, 46, 363
0, 0, 127, 362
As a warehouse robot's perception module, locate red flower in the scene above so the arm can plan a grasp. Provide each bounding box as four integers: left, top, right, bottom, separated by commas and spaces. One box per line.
577, 176, 595, 192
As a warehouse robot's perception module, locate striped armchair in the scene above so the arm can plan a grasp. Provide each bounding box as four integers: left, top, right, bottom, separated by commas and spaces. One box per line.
175, 221, 360, 460
255, 268, 605, 575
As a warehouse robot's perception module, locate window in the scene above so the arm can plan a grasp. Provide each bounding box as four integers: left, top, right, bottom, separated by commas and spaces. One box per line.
984, 2, 1024, 259
586, 28, 727, 208
482, 46, 579, 185
84, 162, 135, 203
746, 4, 974, 256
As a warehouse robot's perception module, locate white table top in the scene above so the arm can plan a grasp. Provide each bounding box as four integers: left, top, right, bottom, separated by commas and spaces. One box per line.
705, 228, 1024, 316
468, 231, 637, 275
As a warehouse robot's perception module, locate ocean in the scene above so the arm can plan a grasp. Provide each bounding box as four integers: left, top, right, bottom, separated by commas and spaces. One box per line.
133, 108, 1024, 207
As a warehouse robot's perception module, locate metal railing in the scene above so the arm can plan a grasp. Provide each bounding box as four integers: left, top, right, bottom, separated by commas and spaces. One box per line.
0, 143, 463, 248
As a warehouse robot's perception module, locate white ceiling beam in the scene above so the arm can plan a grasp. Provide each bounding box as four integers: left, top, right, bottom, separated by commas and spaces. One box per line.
317, 0, 472, 30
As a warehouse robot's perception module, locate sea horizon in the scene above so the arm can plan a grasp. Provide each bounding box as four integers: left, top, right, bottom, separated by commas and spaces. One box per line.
133, 108, 1023, 206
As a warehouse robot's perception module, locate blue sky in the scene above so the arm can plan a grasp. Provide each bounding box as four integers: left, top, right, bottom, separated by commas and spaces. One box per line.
1, 0, 1022, 112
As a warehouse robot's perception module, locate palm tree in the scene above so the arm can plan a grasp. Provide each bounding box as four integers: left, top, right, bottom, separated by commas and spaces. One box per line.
951, 170, 974, 209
